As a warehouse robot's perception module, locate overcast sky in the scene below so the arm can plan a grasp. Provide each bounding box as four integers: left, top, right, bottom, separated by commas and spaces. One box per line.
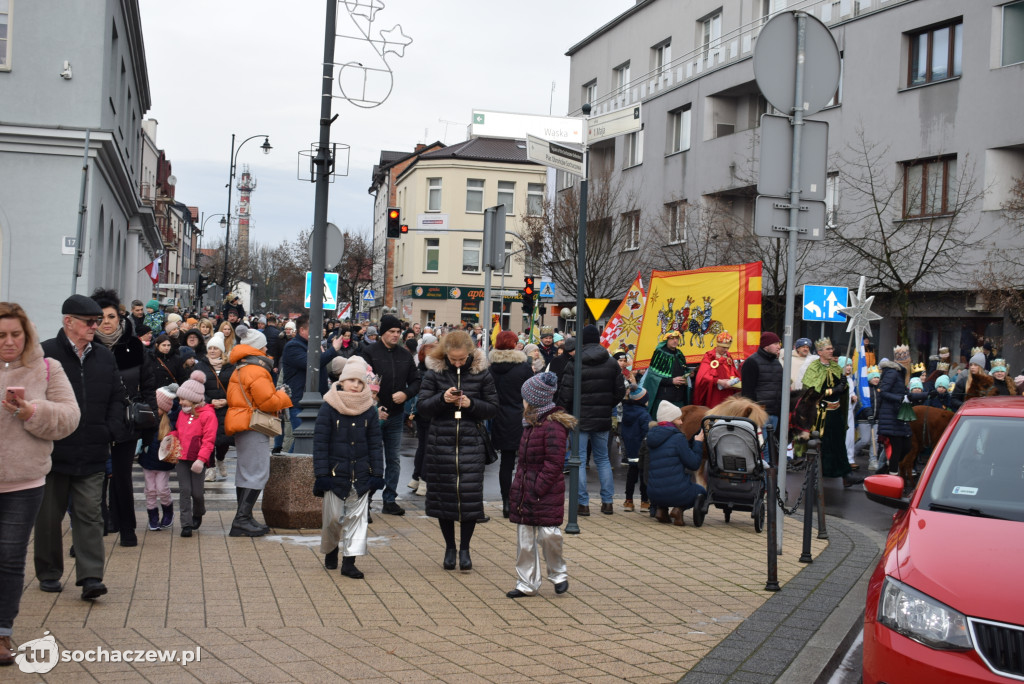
139, 0, 629, 249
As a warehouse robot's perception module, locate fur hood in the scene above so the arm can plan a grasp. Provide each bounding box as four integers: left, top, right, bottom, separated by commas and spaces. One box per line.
487, 348, 527, 365
878, 359, 905, 372
425, 347, 488, 374
546, 408, 577, 430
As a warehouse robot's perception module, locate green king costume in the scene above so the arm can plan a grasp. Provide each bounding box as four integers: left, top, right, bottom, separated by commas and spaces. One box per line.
793, 339, 851, 479
640, 333, 690, 419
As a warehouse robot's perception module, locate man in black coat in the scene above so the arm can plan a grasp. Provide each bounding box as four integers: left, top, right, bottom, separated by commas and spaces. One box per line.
557, 325, 626, 516
360, 314, 420, 515
741, 332, 784, 431
36, 295, 126, 600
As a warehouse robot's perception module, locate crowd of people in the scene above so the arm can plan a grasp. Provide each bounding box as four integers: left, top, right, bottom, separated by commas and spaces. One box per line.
3, 288, 1022, 664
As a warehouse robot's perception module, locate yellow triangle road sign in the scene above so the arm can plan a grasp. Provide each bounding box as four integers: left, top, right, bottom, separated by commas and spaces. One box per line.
585, 298, 611, 321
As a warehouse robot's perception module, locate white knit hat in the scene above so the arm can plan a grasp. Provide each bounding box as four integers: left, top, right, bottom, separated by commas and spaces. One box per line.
656, 401, 682, 423
339, 357, 369, 386
234, 324, 267, 350
207, 332, 226, 353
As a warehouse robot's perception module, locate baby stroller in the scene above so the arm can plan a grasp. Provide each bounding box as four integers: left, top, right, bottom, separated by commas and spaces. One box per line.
693, 415, 767, 532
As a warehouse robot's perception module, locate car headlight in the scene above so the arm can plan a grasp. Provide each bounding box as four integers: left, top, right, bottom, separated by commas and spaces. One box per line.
878, 577, 972, 650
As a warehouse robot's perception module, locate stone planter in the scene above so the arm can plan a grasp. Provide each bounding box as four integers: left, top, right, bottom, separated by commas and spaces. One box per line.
261, 453, 322, 529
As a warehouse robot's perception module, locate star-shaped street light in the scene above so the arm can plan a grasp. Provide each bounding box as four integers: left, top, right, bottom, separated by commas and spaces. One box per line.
838, 276, 882, 344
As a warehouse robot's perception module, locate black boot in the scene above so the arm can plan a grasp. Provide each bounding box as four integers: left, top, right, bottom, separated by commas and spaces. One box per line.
443, 548, 456, 570
229, 488, 268, 537
459, 549, 472, 571
340, 556, 364, 579
147, 508, 161, 531
159, 503, 174, 529
502, 498, 510, 519
324, 549, 339, 569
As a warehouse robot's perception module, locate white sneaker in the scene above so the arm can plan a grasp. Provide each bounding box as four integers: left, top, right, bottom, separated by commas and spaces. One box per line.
416, 480, 427, 496
407, 478, 419, 490
204, 468, 216, 482
217, 461, 228, 479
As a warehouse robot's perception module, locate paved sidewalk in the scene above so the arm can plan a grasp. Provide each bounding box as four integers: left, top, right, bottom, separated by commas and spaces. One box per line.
11, 488, 837, 683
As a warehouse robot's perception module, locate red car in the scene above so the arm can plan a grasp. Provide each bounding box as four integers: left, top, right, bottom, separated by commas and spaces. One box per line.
863, 396, 1024, 683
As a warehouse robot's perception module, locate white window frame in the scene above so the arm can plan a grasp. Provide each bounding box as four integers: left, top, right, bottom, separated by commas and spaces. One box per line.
497, 180, 515, 215
667, 201, 687, 244
424, 238, 440, 273
0, 0, 13, 71
462, 238, 482, 273
702, 12, 722, 64
466, 179, 484, 214
583, 80, 597, 105
668, 106, 691, 154
1002, 1, 1024, 67
652, 40, 672, 74
825, 172, 839, 228
622, 211, 641, 251
623, 131, 643, 169
427, 177, 442, 212
614, 61, 631, 93
527, 182, 545, 216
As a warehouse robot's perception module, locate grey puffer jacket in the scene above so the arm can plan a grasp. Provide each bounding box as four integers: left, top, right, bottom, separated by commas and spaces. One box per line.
417, 348, 499, 522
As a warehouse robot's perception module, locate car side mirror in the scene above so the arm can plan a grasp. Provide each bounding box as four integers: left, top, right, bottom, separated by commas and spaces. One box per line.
863, 474, 909, 510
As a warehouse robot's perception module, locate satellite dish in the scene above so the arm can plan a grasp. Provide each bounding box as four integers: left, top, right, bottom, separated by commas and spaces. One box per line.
167, 174, 177, 186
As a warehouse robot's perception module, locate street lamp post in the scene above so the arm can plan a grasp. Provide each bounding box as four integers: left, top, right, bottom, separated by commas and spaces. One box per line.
222, 134, 272, 290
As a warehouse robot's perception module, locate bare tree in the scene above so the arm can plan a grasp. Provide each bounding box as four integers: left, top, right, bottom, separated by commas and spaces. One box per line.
335, 230, 375, 314
828, 130, 987, 342
974, 175, 1024, 335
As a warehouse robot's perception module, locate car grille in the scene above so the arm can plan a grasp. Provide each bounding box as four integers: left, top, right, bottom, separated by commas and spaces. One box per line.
970, 618, 1024, 680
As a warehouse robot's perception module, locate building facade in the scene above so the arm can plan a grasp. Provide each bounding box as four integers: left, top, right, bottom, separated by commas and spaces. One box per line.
0, 0, 160, 325
383, 137, 549, 329
564, 0, 1024, 368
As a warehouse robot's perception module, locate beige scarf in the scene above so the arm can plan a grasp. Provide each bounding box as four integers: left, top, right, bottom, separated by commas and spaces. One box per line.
325, 383, 374, 416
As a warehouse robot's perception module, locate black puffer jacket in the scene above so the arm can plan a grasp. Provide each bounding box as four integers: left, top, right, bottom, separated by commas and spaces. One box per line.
312, 387, 384, 500
417, 348, 499, 521
876, 360, 910, 438
41, 329, 126, 476
556, 343, 625, 433
487, 348, 535, 452
740, 346, 783, 417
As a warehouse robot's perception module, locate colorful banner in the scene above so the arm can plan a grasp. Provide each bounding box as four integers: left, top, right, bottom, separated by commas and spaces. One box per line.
857, 342, 872, 409
633, 262, 763, 370
600, 273, 646, 354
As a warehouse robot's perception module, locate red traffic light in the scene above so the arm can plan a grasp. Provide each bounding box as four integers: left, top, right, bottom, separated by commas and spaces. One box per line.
388, 208, 400, 220
400, 224, 409, 234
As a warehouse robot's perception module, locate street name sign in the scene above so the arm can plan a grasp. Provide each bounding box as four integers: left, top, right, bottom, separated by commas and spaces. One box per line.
471, 110, 584, 144
526, 135, 584, 177
305, 272, 339, 310
802, 284, 848, 322
586, 105, 642, 144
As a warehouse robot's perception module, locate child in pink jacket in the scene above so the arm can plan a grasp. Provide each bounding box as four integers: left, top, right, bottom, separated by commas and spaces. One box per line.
171, 370, 217, 538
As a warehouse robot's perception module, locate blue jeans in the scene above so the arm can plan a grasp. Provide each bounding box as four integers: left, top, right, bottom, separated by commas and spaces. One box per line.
763, 415, 779, 462
380, 412, 404, 504
577, 431, 613, 506
273, 406, 303, 452
0, 486, 45, 634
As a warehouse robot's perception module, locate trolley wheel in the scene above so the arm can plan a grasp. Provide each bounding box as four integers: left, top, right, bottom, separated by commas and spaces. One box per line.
753, 497, 765, 534
723, 507, 732, 523
692, 494, 706, 527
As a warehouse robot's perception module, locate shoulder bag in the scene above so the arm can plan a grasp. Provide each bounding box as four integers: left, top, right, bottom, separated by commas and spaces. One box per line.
119, 375, 157, 433
235, 371, 283, 437
475, 420, 498, 465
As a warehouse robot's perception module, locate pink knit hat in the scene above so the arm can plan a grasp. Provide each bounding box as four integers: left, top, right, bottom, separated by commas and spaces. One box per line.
156, 384, 178, 413
176, 370, 207, 404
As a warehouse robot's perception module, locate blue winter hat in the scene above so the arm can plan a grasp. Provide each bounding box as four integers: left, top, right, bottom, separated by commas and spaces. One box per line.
935, 375, 951, 390
909, 377, 924, 391
838, 356, 851, 369
628, 386, 647, 401
795, 337, 813, 350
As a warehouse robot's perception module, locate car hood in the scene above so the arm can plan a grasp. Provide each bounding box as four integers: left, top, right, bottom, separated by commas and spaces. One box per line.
892, 508, 1024, 625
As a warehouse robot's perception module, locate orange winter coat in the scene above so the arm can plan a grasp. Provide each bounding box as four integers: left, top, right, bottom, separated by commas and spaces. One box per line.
225, 344, 292, 436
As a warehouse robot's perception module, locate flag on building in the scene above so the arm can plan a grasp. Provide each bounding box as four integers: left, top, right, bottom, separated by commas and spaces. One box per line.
600, 273, 646, 355
143, 255, 161, 285
633, 262, 763, 370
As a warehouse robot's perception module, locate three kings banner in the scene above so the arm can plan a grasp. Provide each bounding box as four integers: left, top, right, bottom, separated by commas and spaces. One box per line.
633, 262, 763, 371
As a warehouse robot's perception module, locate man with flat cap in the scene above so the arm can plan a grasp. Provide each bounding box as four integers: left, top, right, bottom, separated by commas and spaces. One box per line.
35, 295, 126, 600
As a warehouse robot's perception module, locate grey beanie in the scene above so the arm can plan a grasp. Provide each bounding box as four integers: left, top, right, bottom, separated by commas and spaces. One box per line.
969, 352, 987, 368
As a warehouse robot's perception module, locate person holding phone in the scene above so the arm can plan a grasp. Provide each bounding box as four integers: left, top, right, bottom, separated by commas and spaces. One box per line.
0, 302, 80, 663
416, 331, 499, 572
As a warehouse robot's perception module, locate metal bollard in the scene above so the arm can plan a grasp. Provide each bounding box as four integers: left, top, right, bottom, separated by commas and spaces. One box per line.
799, 432, 818, 564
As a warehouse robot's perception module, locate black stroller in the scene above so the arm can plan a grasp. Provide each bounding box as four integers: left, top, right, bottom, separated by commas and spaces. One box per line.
692, 415, 767, 532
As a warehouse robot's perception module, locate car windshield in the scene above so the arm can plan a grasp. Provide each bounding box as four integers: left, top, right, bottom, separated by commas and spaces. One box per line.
920, 416, 1024, 523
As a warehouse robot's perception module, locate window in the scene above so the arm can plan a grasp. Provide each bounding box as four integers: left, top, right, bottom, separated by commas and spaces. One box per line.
427, 177, 442, 211
466, 179, 484, 213
495, 240, 514, 274
559, 170, 574, 190
623, 131, 643, 168
702, 12, 722, 63
826, 54, 844, 107
903, 156, 957, 218
462, 239, 482, 272
614, 61, 630, 92
622, 211, 641, 250
583, 80, 597, 105
825, 172, 839, 227
666, 202, 687, 243
424, 238, 439, 272
1003, 1, 1024, 67
668, 106, 691, 154
0, 0, 12, 69
497, 181, 515, 214
652, 40, 672, 74
908, 21, 962, 86
761, 0, 786, 23
527, 183, 545, 215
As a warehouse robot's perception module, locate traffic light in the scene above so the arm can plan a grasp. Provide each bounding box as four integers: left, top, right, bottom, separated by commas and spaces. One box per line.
400, 223, 409, 235
522, 276, 536, 315
197, 274, 208, 295
386, 207, 401, 238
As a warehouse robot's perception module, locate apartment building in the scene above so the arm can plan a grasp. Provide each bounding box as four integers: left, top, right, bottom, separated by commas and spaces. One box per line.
564, 0, 1024, 366
385, 137, 548, 328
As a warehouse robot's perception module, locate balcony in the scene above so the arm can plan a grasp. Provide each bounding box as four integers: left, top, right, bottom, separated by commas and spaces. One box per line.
140, 182, 154, 206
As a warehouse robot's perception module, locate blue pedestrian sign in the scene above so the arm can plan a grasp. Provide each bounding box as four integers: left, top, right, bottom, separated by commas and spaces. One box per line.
305, 272, 340, 310
362, 289, 376, 302
538, 280, 555, 298
802, 284, 848, 322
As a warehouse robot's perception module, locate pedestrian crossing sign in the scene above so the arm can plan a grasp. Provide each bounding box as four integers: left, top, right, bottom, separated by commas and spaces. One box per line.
304, 272, 339, 310
538, 281, 555, 298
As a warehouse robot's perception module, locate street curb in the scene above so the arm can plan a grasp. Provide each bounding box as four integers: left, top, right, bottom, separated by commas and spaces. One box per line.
678, 515, 884, 684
